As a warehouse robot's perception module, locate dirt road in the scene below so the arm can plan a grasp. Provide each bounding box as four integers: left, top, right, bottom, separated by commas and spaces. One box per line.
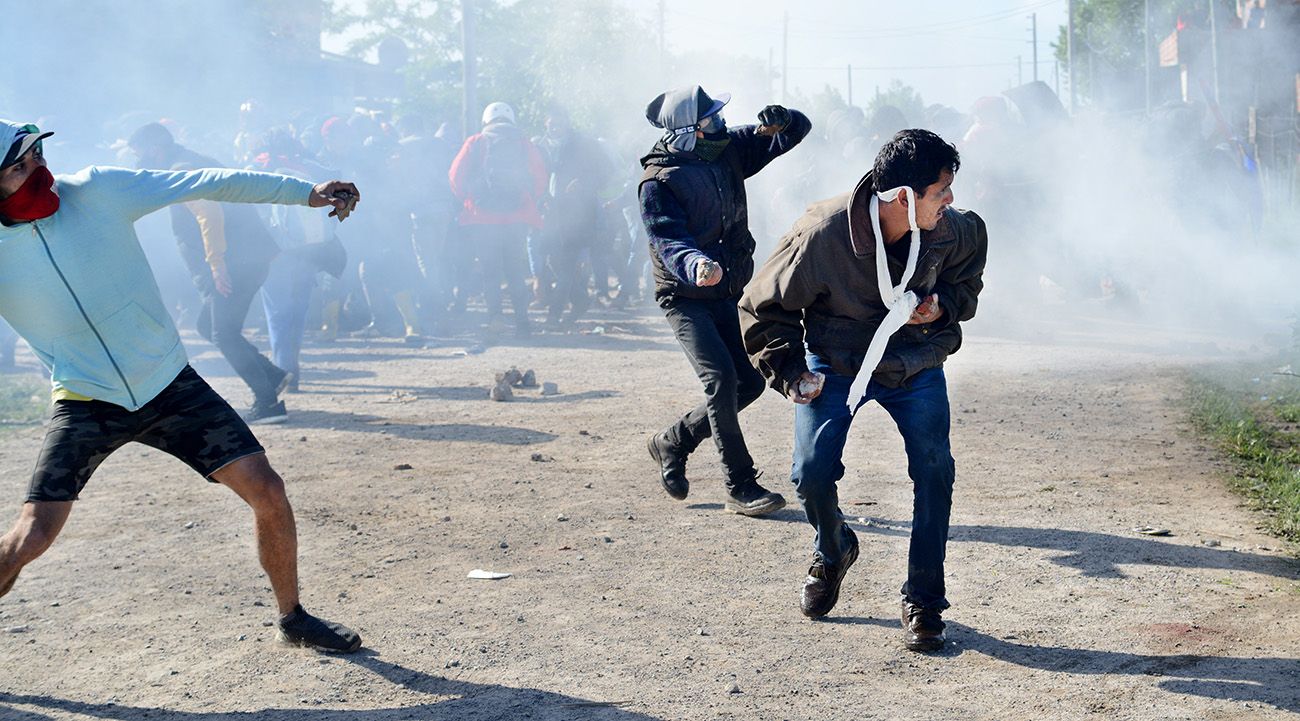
1, 308, 1297, 720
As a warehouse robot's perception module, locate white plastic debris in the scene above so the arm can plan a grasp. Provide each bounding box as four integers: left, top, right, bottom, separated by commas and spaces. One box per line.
467, 569, 511, 580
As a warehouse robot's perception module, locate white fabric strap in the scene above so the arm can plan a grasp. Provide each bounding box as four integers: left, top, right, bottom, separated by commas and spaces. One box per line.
846, 186, 921, 413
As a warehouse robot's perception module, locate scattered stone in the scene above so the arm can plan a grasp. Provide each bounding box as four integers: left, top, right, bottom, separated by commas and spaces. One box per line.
183, 521, 195, 530
237, 634, 247, 642
442, 516, 452, 522
602, 536, 614, 543
579, 429, 590, 436
4, 625, 30, 633
541, 382, 559, 396
1133, 526, 1172, 537
393, 463, 414, 471
530, 452, 552, 462
261, 620, 274, 627
697, 627, 709, 636
556, 514, 569, 522
499, 540, 509, 549
445, 659, 461, 668
727, 682, 741, 695
299, 436, 308, 442
520, 369, 538, 387
490, 382, 514, 401
49, 601, 60, 607
1202, 539, 1222, 548
497, 367, 525, 387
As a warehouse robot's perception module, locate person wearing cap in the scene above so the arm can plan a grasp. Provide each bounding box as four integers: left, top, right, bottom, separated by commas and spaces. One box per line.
0, 118, 364, 653
639, 86, 810, 517
738, 129, 987, 652
449, 101, 548, 336
128, 122, 346, 424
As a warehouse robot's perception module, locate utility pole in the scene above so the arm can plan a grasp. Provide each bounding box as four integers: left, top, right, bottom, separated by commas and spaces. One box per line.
658, 0, 666, 84
1208, 0, 1222, 105
759, 47, 769, 100
847, 64, 853, 106
1018, 55, 1023, 86
461, 0, 477, 141
1144, 0, 1151, 114
1067, 0, 1076, 112
1030, 12, 1038, 82
781, 11, 789, 104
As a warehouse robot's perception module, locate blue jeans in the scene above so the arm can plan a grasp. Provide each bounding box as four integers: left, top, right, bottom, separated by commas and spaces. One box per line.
791, 354, 955, 610
260, 255, 315, 379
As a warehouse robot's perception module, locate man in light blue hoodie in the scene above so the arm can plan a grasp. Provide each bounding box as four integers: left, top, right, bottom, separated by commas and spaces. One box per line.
0, 119, 363, 652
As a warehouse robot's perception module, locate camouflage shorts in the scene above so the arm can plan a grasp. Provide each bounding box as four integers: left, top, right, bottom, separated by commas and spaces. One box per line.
26, 366, 265, 502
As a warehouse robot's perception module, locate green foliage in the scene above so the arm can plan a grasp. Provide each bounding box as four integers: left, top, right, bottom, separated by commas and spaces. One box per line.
1051, 0, 1187, 109
1188, 367, 1300, 544
324, 0, 660, 133
865, 79, 925, 127
0, 375, 49, 430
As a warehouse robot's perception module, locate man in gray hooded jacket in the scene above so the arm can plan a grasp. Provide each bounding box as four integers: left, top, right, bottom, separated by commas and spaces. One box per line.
638, 86, 810, 516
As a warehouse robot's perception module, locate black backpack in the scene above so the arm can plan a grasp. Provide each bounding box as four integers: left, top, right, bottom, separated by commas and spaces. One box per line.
474, 130, 531, 213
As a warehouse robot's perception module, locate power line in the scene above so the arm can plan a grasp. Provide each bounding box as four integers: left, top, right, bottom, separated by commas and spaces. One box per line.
789, 58, 1058, 72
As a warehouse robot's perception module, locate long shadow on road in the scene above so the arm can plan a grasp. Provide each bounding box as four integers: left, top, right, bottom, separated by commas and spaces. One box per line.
831, 617, 1300, 713
757, 511, 1299, 581
284, 410, 559, 446
0, 652, 664, 721
956, 622, 1300, 712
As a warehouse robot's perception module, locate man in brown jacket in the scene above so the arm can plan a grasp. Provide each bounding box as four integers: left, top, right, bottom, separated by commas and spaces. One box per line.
738, 129, 987, 652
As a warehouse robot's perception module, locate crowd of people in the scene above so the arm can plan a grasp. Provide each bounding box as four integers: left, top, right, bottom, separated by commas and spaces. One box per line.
10, 73, 1256, 659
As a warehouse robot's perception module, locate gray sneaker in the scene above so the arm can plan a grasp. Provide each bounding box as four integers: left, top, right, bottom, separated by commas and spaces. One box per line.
246, 400, 288, 425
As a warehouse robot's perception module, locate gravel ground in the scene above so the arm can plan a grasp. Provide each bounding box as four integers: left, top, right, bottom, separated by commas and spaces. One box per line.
0, 306, 1296, 721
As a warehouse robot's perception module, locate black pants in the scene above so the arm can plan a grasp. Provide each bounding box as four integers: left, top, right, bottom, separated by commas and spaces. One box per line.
660, 296, 766, 489
196, 261, 284, 405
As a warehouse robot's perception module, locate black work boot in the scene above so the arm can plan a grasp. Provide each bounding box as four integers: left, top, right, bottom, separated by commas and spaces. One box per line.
901, 599, 946, 652
800, 526, 859, 618
647, 431, 689, 500
724, 472, 786, 517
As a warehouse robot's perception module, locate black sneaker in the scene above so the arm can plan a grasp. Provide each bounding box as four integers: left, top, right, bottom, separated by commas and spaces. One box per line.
800, 527, 859, 618
724, 475, 786, 517
901, 600, 946, 652
276, 604, 362, 653
647, 431, 689, 500
247, 400, 289, 425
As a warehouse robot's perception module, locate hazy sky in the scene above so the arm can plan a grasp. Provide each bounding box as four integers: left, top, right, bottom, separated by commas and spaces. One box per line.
621, 0, 1069, 110
325, 0, 1070, 112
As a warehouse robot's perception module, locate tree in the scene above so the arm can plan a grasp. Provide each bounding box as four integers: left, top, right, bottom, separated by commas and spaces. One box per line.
864, 80, 925, 127
1051, 0, 1191, 110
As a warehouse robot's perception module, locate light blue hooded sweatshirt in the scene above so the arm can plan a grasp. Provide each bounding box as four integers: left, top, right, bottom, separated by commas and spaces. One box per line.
0, 165, 316, 410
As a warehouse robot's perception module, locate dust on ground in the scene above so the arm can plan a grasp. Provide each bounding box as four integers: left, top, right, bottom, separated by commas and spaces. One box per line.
0, 305, 1297, 721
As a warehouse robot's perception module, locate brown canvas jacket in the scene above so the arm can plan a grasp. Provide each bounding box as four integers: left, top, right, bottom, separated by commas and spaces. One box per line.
739, 172, 988, 395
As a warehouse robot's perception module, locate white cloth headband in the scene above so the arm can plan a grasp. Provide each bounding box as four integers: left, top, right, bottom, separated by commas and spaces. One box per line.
846, 185, 921, 413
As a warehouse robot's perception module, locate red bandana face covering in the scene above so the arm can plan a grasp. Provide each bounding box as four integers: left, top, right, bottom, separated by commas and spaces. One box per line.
0, 166, 60, 222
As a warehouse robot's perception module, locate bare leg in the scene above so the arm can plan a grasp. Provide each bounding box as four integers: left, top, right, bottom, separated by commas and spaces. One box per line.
0, 501, 73, 598
211, 453, 300, 615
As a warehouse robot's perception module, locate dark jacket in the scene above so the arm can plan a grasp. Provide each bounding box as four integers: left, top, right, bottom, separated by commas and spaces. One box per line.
739, 171, 988, 392
638, 110, 811, 302
165, 148, 280, 290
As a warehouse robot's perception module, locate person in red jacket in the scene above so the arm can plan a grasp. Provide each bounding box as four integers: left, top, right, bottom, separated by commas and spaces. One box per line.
449, 102, 548, 336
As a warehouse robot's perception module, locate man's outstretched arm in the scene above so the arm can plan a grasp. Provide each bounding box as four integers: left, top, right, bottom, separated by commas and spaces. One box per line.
90, 166, 359, 223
